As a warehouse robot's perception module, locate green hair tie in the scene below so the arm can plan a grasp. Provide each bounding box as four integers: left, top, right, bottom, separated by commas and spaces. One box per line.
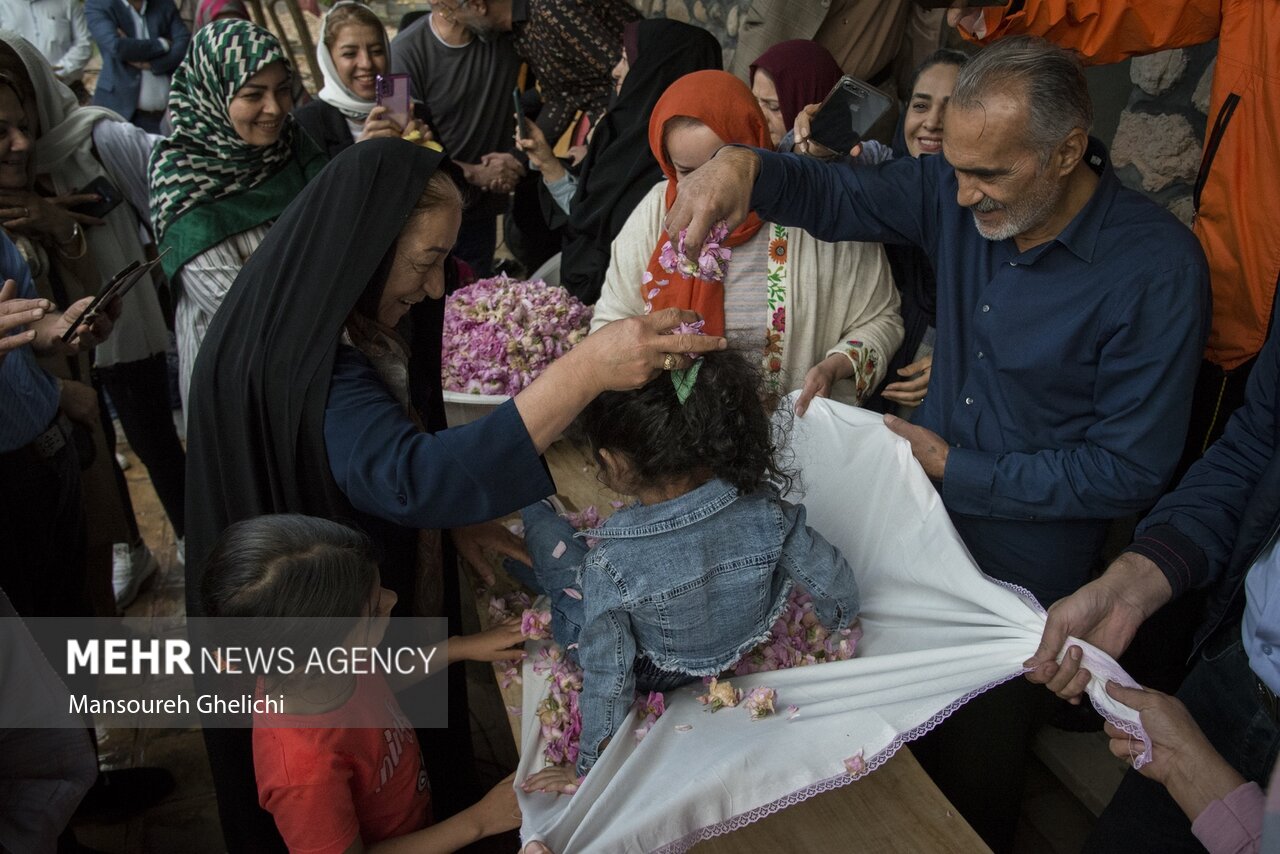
671, 359, 702, 405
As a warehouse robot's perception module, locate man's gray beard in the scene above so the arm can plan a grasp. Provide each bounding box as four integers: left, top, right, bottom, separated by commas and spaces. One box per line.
971, 172, 1064, 242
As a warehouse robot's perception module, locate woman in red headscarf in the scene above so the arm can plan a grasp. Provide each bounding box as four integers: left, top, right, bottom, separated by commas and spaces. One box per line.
749, 39, 844, 148
590, 70, 902, 412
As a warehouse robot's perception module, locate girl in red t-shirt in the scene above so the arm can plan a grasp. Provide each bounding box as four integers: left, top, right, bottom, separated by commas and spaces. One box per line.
202, 513, 528, 854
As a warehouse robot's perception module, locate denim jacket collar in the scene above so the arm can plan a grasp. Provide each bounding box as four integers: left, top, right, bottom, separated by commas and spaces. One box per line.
579, 478, 739, 540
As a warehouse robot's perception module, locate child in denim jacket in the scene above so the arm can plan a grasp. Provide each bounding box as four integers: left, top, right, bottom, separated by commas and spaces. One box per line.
510, 349, 860, 788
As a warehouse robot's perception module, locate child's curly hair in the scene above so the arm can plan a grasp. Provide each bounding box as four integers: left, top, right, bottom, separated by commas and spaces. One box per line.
579, 348, 792, 496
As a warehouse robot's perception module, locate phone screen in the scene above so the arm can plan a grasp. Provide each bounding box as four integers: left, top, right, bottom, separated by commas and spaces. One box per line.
808, 76, 892, 156
512, 88, 524, 140
60, 249, 170, 344
376, 73, 413, 130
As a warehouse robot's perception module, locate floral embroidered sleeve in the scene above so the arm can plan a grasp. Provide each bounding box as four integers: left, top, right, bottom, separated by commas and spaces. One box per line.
827, 340, 883, 405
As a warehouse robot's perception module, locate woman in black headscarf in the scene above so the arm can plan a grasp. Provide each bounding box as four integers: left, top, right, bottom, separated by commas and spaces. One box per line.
185, 138, 721, 851
516, 18, 721, 304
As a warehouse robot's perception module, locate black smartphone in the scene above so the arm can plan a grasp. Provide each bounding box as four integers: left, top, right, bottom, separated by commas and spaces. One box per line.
808, 76, 895, 156
512, 87, 524, 140
70, 175, 122, 220
60, 249, 170, 345
375, 73, 413, 130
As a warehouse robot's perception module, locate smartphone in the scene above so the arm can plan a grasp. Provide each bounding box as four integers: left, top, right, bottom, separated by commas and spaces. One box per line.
60, 249, 170, 345
70, 175, 122, 220
808, 76, 895, 156
512, 87, 524, 140
376, 73, 413, 130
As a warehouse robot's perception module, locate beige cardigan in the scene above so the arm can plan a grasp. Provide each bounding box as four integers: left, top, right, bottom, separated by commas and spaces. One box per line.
591, 182, 903, 405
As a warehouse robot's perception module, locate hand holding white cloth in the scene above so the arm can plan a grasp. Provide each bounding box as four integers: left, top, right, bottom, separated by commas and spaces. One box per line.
515, 395, 1152, 853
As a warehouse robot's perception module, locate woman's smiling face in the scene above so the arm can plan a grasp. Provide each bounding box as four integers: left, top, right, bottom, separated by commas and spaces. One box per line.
376, 201, 463, 328
228, 61, 293, 146
330, 23, 386, 101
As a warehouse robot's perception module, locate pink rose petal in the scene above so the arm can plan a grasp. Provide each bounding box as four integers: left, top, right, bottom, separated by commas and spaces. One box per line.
674, 724, 692, 732
551, 541, 567, 559
844, 751, 867, 776
562, 587, 583, 600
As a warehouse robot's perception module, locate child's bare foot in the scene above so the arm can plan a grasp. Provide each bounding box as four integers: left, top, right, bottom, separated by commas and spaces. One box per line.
521, 764, 583, 795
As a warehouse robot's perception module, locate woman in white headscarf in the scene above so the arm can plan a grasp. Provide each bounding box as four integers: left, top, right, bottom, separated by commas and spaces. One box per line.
292, 1, 435, 157
0, 30, 184, 605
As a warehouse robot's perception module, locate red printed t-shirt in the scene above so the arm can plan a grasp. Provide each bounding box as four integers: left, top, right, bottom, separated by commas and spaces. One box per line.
253, 673, 432, 854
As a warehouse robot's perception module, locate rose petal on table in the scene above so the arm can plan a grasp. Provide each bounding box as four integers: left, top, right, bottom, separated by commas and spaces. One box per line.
844, 751, 866, 776
786, 704, 800, 720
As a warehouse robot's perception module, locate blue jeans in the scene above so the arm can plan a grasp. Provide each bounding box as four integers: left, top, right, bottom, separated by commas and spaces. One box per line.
1086, 626, 1280, 853
506, 501, 587, 653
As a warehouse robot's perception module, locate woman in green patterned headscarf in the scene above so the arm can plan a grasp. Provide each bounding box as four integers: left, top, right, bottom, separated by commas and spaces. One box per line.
148, 18, 325, 415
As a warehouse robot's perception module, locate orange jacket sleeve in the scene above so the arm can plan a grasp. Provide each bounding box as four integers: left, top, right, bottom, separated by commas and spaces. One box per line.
959, 0, 1223, 64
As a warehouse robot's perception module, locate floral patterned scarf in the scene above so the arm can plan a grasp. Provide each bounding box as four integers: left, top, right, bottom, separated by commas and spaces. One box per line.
643, 71, 769, 336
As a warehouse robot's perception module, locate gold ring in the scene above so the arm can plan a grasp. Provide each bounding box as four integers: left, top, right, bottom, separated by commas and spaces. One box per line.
662, 353, 678, 371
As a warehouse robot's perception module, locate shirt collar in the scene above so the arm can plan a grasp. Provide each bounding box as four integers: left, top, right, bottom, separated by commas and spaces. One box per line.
582, 478, 740, 539
1021, 136, 1116, 265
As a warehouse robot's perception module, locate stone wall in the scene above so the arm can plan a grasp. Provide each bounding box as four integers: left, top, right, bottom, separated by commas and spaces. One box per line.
1109, 42, 1216, 226
631, 0, 753, 57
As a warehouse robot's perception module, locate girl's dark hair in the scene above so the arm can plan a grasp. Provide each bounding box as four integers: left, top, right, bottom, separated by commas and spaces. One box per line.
200, 514, 378, 655
910, 48, 970, 93
579, 348, 790, 495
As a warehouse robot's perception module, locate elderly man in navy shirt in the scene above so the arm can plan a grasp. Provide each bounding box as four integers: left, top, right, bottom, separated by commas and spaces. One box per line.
667, 36, 1210, 852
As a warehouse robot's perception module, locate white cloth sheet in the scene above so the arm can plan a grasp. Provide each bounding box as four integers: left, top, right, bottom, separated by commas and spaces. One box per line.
515, 395, 1153, 853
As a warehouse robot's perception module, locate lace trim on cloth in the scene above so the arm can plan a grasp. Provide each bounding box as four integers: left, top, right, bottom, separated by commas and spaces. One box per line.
983, 575, 1152, 770
651, 574, 1151, 854
653, 668, 1029, 854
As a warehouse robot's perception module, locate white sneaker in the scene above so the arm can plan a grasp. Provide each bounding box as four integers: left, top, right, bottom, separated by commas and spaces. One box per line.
112, 541, 158, 609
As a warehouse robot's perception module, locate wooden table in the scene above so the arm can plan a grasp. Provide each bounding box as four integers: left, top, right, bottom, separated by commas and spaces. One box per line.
482, 440, 991, 854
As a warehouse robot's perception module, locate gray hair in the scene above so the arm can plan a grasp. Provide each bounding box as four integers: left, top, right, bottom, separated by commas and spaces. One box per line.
951, 36, 1092, 161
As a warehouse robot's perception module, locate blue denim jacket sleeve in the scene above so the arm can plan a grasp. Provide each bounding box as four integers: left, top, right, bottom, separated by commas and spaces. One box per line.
575, 555, 636, 777
776, 501, 860, 630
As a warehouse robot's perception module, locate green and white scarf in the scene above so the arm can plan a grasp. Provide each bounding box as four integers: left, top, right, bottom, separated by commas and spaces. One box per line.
149, 19, 324, 277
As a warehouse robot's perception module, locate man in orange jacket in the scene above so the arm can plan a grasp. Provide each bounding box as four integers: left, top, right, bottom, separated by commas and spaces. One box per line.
956, 1, 1280, 468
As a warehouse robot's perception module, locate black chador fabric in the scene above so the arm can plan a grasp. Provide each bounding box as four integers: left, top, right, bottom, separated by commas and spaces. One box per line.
868, 121, 940, 412
549, 19, 722, 304
183, 140, 474, 851
185, 139, 448, 597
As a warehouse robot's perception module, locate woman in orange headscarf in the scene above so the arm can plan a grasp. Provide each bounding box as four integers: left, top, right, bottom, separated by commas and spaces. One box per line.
590, 70, 902, 411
